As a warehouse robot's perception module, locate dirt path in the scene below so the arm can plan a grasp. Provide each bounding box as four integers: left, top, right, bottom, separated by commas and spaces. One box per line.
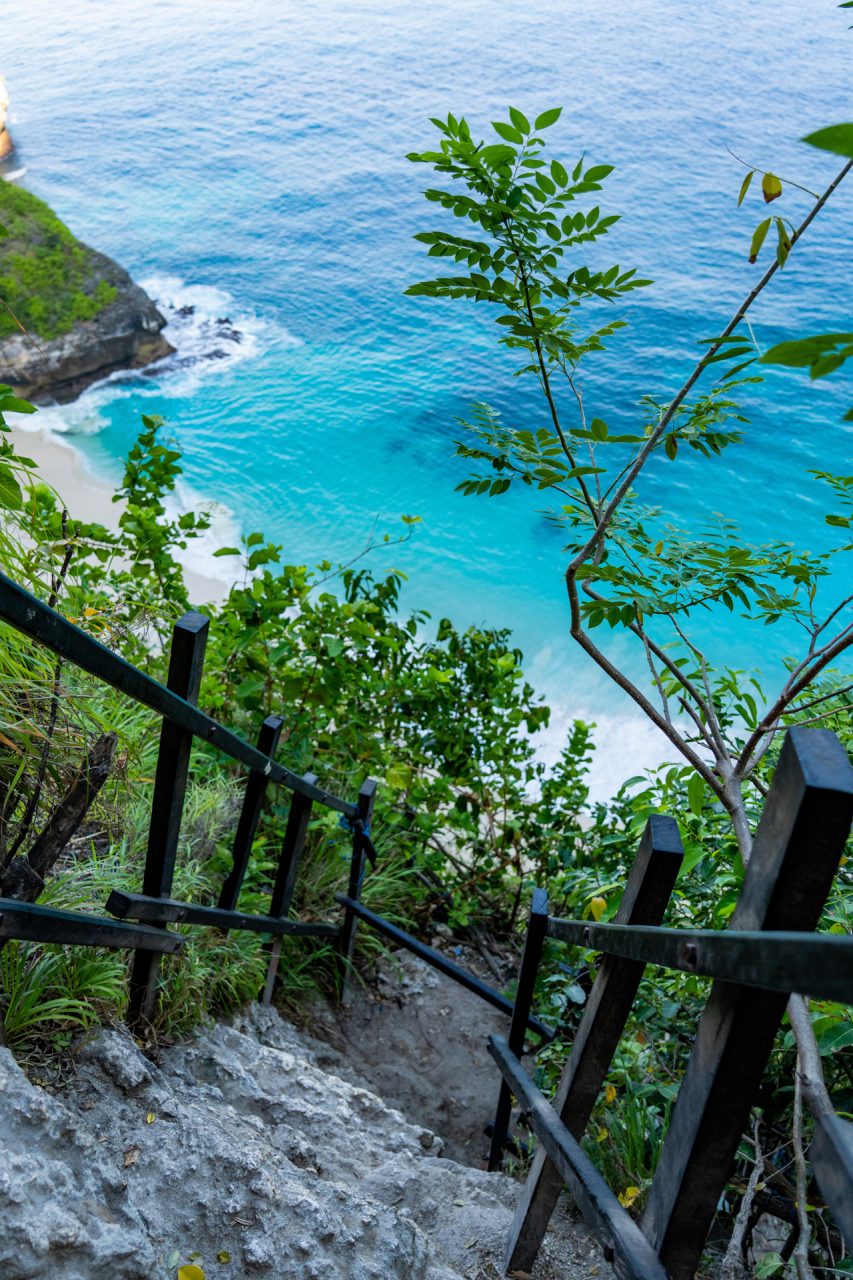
304, 946, 528, 1167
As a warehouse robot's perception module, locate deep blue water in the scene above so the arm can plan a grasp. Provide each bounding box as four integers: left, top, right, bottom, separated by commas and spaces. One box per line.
2, 0, 851, 792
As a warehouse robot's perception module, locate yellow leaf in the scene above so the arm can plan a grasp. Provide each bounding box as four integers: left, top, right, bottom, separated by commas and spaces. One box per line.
604, 1083, 617, 1104
145, 1111, 156, 1124
618, 1185, 641, 1208
761, 172, 782, 203
123, 1145, 140, 1168
595, 1126, 608, 1142
216, 1253, 231, 1264
177, 1267, 205, 1280
589, 896, 606, 922
654, 541, 663, 556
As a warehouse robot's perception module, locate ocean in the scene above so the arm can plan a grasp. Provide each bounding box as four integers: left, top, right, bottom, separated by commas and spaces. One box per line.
1, 0, 851, 797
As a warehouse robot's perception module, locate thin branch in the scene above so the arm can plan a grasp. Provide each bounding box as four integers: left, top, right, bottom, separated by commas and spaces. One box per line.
567, 159, 852, 575
792, 1063, 817, 1280
565, 571, 727, 802
721, 1117, 765, 1280
639, 622, 672, 725
726, 145, 820, 199
738, 621, 853, 776
785, 680, 853, 717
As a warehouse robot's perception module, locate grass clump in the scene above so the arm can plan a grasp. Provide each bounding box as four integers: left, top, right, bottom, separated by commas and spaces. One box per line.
0, 181, 117, 340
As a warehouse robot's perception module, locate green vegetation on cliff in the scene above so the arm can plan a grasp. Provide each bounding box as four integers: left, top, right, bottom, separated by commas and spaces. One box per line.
0, 181, 116, 339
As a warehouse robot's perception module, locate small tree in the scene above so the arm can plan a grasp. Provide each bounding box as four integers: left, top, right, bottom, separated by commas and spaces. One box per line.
406, 98, 852, 1144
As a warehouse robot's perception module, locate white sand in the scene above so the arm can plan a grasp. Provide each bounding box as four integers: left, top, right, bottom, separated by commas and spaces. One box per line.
8, 423, 231, 605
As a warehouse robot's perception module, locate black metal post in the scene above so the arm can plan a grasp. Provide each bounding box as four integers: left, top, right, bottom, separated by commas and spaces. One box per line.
260, 771, 317, 1006
127, 611, 209, 1030
337, 777, 377, 996
488, 887, 549, 1171
218, 714, 283, 912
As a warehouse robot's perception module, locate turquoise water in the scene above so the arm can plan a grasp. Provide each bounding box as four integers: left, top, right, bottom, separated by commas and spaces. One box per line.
2, 0, 851, 792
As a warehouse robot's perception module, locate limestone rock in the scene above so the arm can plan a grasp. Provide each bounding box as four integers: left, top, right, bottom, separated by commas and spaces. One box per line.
0, 1007, 601, 1280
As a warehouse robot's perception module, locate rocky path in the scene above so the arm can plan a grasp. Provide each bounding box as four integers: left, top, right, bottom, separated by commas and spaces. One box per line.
0, 998, 602, 1279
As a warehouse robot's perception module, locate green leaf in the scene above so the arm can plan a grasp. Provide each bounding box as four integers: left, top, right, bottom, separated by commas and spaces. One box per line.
754, 1252, 785, 1280
761, 172, 782, 203
748, 217, 771, 263
801, 122, 853, 159
818, 1022, 853, 1054
590, 418, 608, 441
534, 107, 562, 131
687, 773, 705, 817
551, 159, 568, 186
0, 395, 37, 415
737, 170, 754, 206
386, 761, 414, 789
584, 164, 614, 182
0, 466, 23, 511
492, 121, 523, 144
774, 217, 791, 266
508, 107, 530, 135
664, 435, 678, 460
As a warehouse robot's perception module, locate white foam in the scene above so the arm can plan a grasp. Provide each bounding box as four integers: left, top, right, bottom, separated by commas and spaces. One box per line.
29, 273, 298, 440
167, 477, 243, 597
524, 641, 704, 802
139, 272, 299, 396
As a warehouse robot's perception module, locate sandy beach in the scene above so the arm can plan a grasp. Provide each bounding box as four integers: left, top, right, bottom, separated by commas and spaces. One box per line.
8, 422, 231, 606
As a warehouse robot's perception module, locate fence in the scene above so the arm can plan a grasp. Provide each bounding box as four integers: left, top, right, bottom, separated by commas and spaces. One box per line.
486, 729, 853, 1280
0, 578, 546, 1039
1, 573, 852, 1278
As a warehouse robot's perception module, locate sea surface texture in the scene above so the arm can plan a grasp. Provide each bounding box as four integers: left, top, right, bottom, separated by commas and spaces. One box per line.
1, 0, 850, 794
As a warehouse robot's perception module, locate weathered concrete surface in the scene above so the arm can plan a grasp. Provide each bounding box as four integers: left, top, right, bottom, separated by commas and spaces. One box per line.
0, 1006, 602, 1280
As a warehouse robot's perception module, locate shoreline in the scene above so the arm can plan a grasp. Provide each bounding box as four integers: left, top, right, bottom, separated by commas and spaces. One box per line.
9, 421, 231, 606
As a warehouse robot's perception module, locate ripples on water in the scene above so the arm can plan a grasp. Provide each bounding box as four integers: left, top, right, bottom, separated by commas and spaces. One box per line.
2, 0, 850, 791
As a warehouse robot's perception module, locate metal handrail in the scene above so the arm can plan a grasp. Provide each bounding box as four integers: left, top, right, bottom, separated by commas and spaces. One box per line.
0, 572, 356, 816
546, 917, 853, 1005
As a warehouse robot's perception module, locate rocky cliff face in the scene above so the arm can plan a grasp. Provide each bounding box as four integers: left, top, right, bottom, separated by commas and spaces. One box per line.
0, 77, 12, 159
0, 246, 174, 404
0, 1002, 599, 1280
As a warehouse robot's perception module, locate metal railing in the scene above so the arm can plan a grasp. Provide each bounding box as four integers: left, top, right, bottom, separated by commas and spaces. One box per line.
1, 571, 851, 1277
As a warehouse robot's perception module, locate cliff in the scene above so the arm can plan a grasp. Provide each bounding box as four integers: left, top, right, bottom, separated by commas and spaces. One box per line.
0, 179, 173, 402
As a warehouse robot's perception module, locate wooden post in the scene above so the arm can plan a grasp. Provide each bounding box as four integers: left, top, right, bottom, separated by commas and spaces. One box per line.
505, 814, 683, 1274
127, 612, 208, 1030
337, 777, 378, 996
260, 771, 317, 1006
641, 727, 853, 1280
488, 887, 549, 1171
218, 714, 283, 912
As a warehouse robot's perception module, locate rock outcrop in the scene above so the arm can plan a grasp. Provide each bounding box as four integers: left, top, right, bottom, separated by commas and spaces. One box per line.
0, 247, 174, 404
0, 1004, 600, 1280
0, 175, 175, 403
0, 78, 12, 160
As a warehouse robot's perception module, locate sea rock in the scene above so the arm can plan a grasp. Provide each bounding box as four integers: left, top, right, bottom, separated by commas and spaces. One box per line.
0, 247, 174, 404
